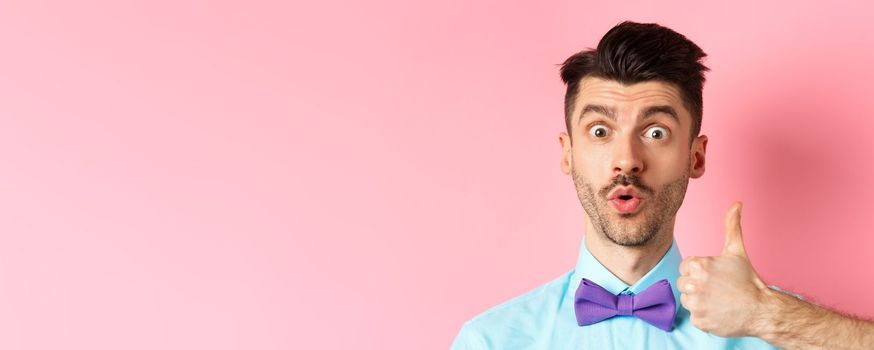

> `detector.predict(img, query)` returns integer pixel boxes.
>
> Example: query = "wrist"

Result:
[748,285,782,340]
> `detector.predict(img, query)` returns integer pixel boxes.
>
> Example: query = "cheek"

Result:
[573,148,613,184]
[573,148,606,170]
[647,150,690,179]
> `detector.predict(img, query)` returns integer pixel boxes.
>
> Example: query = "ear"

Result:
[690,134,707,179]
[559,131,573,175]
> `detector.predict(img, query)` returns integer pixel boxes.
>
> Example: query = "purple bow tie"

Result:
[574,278,676,332]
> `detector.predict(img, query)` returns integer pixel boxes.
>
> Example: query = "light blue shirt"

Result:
[450,237,787,349]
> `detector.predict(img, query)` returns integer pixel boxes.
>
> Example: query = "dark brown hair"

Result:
[560,21,710,145]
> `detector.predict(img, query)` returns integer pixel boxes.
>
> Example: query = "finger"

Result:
[680,292,693,311]
[721,201,748,257]
[677,276,694,294]
[680,257,705,276]
[679,257,694,276]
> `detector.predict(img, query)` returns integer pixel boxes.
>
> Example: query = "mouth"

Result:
[607,186,645,214]
[609,196,643,214]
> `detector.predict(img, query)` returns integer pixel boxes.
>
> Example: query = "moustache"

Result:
[599,174,653,198]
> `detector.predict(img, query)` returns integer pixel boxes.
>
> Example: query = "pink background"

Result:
[1,0,873,349]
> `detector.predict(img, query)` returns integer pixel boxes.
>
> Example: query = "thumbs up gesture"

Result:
[677,202,770,337]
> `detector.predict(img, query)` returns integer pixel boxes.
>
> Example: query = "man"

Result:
[450,21,874,349]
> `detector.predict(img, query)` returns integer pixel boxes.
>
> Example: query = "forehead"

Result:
[572,76,688,123]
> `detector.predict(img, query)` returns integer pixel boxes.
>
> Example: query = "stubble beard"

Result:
[572,163,691,247]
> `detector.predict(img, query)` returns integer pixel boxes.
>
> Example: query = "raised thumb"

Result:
[722,201,748,257]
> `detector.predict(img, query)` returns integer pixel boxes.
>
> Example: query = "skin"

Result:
[560,77,874,349]
[558,76,707,286]
[678,203,874,349]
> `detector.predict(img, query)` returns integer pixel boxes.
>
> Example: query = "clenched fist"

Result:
[677,202,770,337]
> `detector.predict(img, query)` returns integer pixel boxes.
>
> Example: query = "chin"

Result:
[607,228,657,247]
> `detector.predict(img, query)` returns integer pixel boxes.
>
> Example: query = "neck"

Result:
[583,218,675,286]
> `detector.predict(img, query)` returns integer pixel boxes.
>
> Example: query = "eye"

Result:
[645,125,669,140]
[588,124,610,138]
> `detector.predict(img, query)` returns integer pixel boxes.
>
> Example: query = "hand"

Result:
[677,202,770,337]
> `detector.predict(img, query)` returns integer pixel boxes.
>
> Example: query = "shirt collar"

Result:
[569,236,682,312]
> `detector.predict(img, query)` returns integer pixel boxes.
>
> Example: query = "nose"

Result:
[612,133,645,177]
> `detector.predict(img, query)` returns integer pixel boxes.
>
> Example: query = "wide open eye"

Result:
[645,126,669,140]
[588,124,609,138]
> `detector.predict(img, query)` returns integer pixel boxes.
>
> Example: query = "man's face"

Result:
[559,76,707,247]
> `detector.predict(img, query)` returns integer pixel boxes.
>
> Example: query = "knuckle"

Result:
[690,314,710,331]
[679,259,691,275]
[683,294,698,310]
[690,314,702,328]
[678,277,697,294]
[680,293,689,307]
[676,277,687,291]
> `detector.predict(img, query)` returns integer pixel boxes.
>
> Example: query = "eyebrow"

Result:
[578,104,680,125]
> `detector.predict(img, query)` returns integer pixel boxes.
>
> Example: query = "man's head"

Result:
[557,21,710,247]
